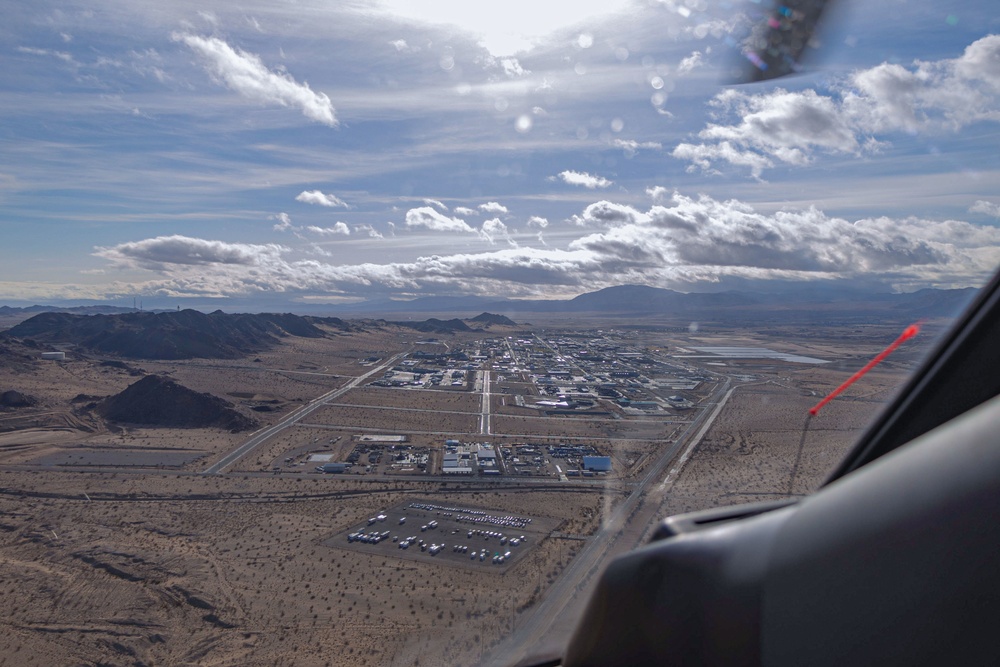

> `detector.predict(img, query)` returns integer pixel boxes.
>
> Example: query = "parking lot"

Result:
[324,499,557,572]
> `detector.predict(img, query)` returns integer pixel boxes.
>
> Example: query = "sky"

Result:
[2,0,1000,309]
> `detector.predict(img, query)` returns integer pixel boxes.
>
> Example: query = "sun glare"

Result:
[375,0,634,54]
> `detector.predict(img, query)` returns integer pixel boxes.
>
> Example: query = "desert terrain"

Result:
[0,313,942,666]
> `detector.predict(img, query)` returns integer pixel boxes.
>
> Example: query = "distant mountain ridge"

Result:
[329,284,979,321]
[3,309,339,360]
[0,285,980,346]
[0,304,142,316]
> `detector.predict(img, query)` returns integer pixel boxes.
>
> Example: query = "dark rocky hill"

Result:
[3,310,330,360]
[1,390,37,408]
[469,312,517,326]
[395,318,473,334]
[0,339,41,373]
[97,375,257,431]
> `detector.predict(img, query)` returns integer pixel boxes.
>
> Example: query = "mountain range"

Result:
[327,284,979,321]
[2,309,342,360]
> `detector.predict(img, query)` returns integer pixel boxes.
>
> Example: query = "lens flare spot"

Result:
[515,114,533,133]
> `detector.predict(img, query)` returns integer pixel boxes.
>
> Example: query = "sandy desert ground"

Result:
[0,318,939,665]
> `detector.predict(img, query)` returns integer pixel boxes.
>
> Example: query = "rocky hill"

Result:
[469,312,517,326]
[394,318,473,334]
[1,390,37,408]
[97,375,257,431]
[3,309,333,360]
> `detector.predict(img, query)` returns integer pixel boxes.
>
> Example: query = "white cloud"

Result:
[672,141,774,179]
[557,170,613,189]
[96,235,287,268]
[613,138,662,157]
[296,190,348,207]
[307,222,350,235]
[527,216,549,228]
[970,200,1000,218]
[683,17,740,40]
[479,201,509,215]
[245,15,264,33]
[423,198,448,211]
[677,51,704,75]
[571,201,647,227]
[404,206,476,233]
[955,34,1000,91]
[172,33,338,127]
[389,39,410,52]
[17,46,80,67]
[646,186,671,202]
[479,218,515,245]
[453,206,477,216]
[701,88,861,163]
[272,212,294,232]
[675,35,1000,177]
[356,224,384,238]
[92,194,1000,299]
[500,57,528,77]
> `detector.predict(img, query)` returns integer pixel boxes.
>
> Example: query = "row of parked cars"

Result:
[347,530,390,544]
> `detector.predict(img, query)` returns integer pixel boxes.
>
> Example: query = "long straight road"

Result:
[480,370,491,435]
[202,353,406,474]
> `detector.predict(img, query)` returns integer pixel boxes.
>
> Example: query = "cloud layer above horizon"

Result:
[92,192,1000,300]
[3,0,999,305]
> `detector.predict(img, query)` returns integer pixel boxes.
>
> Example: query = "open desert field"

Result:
[339,387,483,413]
[653,363,915,522]
[0,472,607,667]
[0,315,942,666]
[307,404,481,436]
[491,414,676,441]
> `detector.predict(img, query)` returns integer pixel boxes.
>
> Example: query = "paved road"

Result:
[483,377,733,667]
[294,422,672,442]
[481,370,492,435]
[202,353,406,474]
